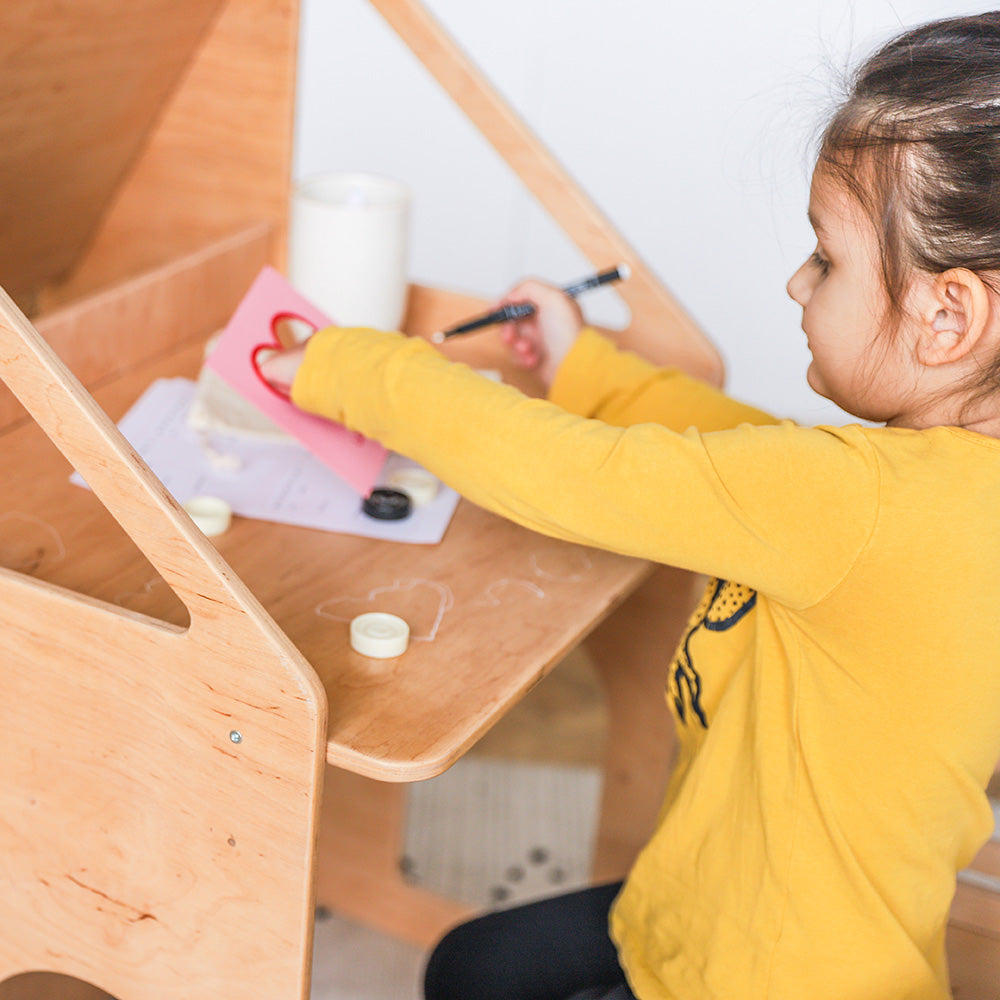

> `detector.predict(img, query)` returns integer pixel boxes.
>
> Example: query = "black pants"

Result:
[423,882,637,1000]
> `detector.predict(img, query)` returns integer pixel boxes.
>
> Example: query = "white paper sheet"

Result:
[75,378,459,544]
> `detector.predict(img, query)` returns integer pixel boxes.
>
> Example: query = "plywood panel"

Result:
[0,0,225,309]
[46,0,299,305]
[0,225,272,433]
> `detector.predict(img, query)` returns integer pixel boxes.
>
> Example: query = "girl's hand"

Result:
[499,279,585,390]
[256,342,307,398]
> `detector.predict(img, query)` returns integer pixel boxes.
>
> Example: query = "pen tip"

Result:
[430,330,445,344]
[617,262,632,281]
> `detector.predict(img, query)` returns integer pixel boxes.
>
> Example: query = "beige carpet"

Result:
[310,756,602,1000]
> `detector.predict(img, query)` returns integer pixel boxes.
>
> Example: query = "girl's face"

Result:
[787,171,919,423]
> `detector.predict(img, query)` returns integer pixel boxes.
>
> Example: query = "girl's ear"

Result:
[916,268,992,365]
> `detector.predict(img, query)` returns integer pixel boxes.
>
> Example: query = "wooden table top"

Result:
[0,333,651,780]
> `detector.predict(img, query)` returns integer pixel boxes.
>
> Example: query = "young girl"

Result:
[265,12,1000,999]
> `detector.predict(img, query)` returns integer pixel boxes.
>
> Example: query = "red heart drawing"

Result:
[250,311,318,401]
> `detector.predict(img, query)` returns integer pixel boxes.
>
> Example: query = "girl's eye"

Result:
[809,250,831,277]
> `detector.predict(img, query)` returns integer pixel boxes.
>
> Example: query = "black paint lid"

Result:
[362,487,412,521]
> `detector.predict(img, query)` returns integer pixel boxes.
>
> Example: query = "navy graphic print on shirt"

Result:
[670,578,756,728]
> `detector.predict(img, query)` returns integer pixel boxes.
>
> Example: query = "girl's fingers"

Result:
[497,312,544,369]
[514,338,539,366]
[258,345,306,391]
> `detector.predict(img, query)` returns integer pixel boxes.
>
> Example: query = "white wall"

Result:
[294,0,985,424]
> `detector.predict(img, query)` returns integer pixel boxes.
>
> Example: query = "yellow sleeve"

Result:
[550,327,780,431]
[292,327,878,608]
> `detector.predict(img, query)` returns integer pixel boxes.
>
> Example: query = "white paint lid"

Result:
[385,466,439,507]
[183,496,232,537]
[350,612,410,658]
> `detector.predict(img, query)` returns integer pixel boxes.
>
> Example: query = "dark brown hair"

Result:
[817,12,1000,398]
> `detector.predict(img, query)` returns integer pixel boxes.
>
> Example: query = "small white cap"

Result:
[183,496,233,537]
[385,466,439,507]
[350,612,410,658]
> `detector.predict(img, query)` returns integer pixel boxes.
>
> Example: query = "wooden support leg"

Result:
[314,765,474,949]
[946,923,1000,1000]
[585,566,701,882]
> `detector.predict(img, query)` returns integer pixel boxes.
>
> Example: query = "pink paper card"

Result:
[206,266,387,495]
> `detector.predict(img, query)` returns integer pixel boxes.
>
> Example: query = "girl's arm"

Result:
[550,327,779,433]
[497,280,777,433]
[292,327,877,609]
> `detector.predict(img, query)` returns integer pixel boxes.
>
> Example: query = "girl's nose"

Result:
[786,260,812,306]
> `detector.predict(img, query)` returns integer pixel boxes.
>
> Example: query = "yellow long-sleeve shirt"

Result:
[293,326,1000,1000]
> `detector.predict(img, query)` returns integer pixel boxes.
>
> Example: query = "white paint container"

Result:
[183,496,233,537]
[289,172,410,331]
[350,612,410,658]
